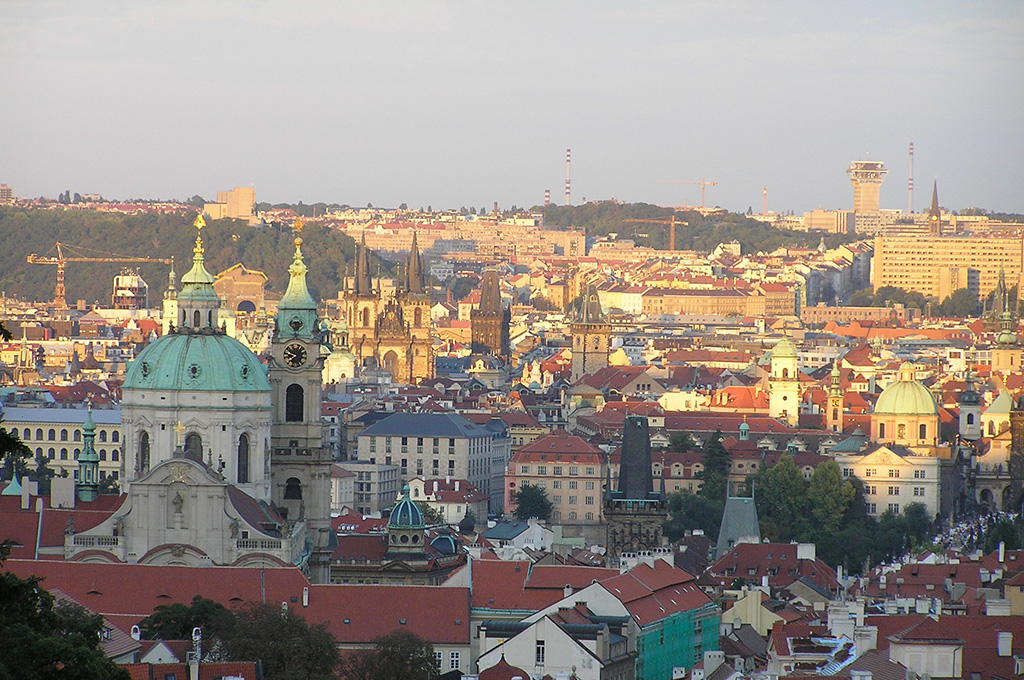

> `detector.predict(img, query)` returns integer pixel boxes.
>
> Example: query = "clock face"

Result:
[284,343,307,368]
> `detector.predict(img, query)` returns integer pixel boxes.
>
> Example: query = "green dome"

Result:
[124,332,271,392]
[874,362,937,416]
[388,485,424,529]
[773,337,797,358]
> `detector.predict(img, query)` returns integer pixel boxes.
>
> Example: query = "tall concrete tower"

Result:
[847,159,887,213]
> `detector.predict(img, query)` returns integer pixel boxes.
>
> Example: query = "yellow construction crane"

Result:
[27,242,174,309]
[655,178,719,212]
[623,216,688,252]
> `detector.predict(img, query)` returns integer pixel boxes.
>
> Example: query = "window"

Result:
[585,466,595,475]
[568,480,578,490]
[537,466,547,475]
[552,480,561,489]
[433,652,442,669]
[914,469,926,479]
[878,423,885,439]
[98,430,106,442]
[553,466,562,475]
[868,503,877,514]
[889,469,899,478]
[867,485,877,495]
[568,511,577,520]
[112,450,119,461]
[185,433,202,459]
[23,428,30,440]
[61,429,68,442]
[284,477,303,500]
[888,503,900,513]
[585,496,594,505]
[112,431,119,442]
[568,496,577,505]
[536,640,546,665]
[843,468,851,477]
[585,481,595,490]
[35,429,43,440]
[73,430,81,442]
[585,512,594,520]
[139,431,151,473]
[238,433,250,484]
[865,468,875,477]
[569,466,578,475]
[913,487,925,496]
[449,652,460,670]
[48,429,55,441]
[888,486,899,496]
[919,423,927,439]
[553,495,562,504]
[521,465,529,474]
[285,384,304,422]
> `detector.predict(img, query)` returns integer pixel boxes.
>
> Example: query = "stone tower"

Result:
[928,181,942,235]
[826,362,844,434]
[768,338,800,426]
[570,282,611,382]
[1008,395,1024,512]
[959,357,982,441]
[269,226,333,583]
[471,269,510,357]
[604,416,666,563]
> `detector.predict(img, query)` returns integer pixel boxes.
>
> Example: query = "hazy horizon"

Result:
[2,1,1022,214]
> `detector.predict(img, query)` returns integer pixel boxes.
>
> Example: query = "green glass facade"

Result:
[634,602,720,680]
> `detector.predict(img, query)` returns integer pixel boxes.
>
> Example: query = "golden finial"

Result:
[173,420,185,446]
[193,213,206,231]
[293,219,305,247]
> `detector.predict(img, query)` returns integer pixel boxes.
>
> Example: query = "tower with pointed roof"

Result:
[76,411,100,503]
[827,361,844,433]
[959,354,982,441]
[604,416,666,563]
[570,281,611,382]
[268,221,334,582]
[927,180,942,235]
[471,268,510,357]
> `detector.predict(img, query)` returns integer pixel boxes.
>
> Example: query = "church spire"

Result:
[76,410,100,503]
[405,230,425,294]
[277,220,319,339]
[577,280,606,324]
[177,214,221,331]
[928,180,941,234]
[354,231,373,295]
[180,214,215,287]
[479,269,502,313]
[164,256,177,300]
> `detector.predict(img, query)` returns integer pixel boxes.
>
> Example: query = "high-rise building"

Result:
[204,187,255,222]
[847,159,887,213]
[0,183,13,204]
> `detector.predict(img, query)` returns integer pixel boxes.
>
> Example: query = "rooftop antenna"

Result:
[908,142,914,214]
[565,148,571,206]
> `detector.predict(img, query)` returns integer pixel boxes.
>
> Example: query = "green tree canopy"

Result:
[139,595,229,641]
[513,482,553,521]
[215,602,338,680]
[0,541,130,679]
[807,460,855,537]
[669,431,695,453]
[339,630,439,680]
[753,455,809,542]
[414,501,445,526]
[663,490,723,541]
[697,429,729,503]
[937,288,979,318]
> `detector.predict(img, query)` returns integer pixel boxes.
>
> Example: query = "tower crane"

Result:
[27,242,174,309]
[623,215,688,252]
[654,178,719,213]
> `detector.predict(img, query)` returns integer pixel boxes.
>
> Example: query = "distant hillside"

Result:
[534,202,861,253]
[0,208,390,306]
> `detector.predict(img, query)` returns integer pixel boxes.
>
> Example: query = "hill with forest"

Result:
[534,202,862,253]
[0,208,390,306]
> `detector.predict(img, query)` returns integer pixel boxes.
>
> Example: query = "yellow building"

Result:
[872,234,1024,300]
[204,187,256,223]
[871,362,940,452]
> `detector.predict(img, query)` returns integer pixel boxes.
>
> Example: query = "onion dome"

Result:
[773,337,797,358]
[874,362,938,416]
[388,484,424,529]
[480,656,530,680]
[430,528,459,555]
[458,513,476,535]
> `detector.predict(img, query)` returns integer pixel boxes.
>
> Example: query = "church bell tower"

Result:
[269,221,333,582]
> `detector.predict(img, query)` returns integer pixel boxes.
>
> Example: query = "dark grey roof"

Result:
[829,428,869,453]
[483,520,531,541]
[360,412,492,439]
[0,406,121,426]
[716,496,760,559]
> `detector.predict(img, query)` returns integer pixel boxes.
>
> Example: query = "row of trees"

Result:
[847,283,1013,318]
[661,431,944,572]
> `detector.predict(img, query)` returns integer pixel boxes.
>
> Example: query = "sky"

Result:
[2,1,1023,214]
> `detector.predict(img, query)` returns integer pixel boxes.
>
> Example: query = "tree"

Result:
[902,502,933,547]
[414,501,445,526]
[985,519,1022,552]
[98,475,120,495]
[669,431,695,453]
[216,602,338,680]
[753,455,809,542]
[513,482,553,521]
[697,429,729,503]
[937,288,978,318]
[0,540,130,679]
[139,595,229,641]
[339,630,439,680]
[807,460,855,537]
[663,490,723,541]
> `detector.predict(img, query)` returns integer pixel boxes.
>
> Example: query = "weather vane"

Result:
[193,214,206,231]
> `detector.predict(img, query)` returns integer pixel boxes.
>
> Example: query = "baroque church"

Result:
[341,231,434,383]
[67,217,335,583]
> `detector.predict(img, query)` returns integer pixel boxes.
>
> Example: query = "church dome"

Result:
[773,337,797,358]
[430,528,459,555]
[458,513,476,535]
[388,485,424,529]
[874,362,937,416]
[124,332,271,393]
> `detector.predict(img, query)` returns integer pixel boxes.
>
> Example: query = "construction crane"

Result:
[27,242,174,309]
[623,215,688,252]
[655,178,719,212]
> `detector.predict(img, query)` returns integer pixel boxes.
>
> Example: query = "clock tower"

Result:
[269,224,333,582]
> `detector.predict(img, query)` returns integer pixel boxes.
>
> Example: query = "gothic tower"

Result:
[826,361,844,433]
[570,282,611,382]
[960,354,982,441]
[928,181,942,235]
[346,231,378,367]
[604,416,666,564]
[471,269,510,357]
[269,225,333,582]
[1008,395,1024,512]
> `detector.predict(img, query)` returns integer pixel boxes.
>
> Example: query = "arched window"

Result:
[919,423,927,440]
[48,429,55,441]
[99,430,107,442]
[99,449,106,461]
[194,310,201,327]
[112,431,119,443]
[139,431,150,473]
[361,307,370,328]
[237,433,250,484]
[73,430,81,442]
[782,368,789,379]
[51,448,58,459]
[185,432,203,459]
[208,311,213,327]
[879,423,886,439]
[36,429,43,440]
[180,310,186,326]
[60,429,68,442]
[989,421,995,435]
[285,384,304,422]
[967,413,975,425]
[63,448,70,460]
[832,409,838,420]
[23,428,30,440]
[414,307,422,326]
[112,449,119,461]
[284,477,303,500]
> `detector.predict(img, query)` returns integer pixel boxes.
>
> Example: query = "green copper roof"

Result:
[874,362,937,417]
[278,237,317,311]
[773,337,798,358]
[388,484,424,529]
[124,332,271,392]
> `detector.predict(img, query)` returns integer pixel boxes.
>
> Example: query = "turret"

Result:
[76,411,100,503]
[405,231,426,294]
[177,214,221,331]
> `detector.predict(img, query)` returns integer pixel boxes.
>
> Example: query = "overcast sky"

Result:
[2,1,1022,214]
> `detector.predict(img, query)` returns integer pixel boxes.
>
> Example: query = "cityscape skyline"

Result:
[2,1,1023,213]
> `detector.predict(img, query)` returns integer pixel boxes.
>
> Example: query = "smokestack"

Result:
[565,148,571,206]
[908,142,914,214]
[544,189,550,206]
